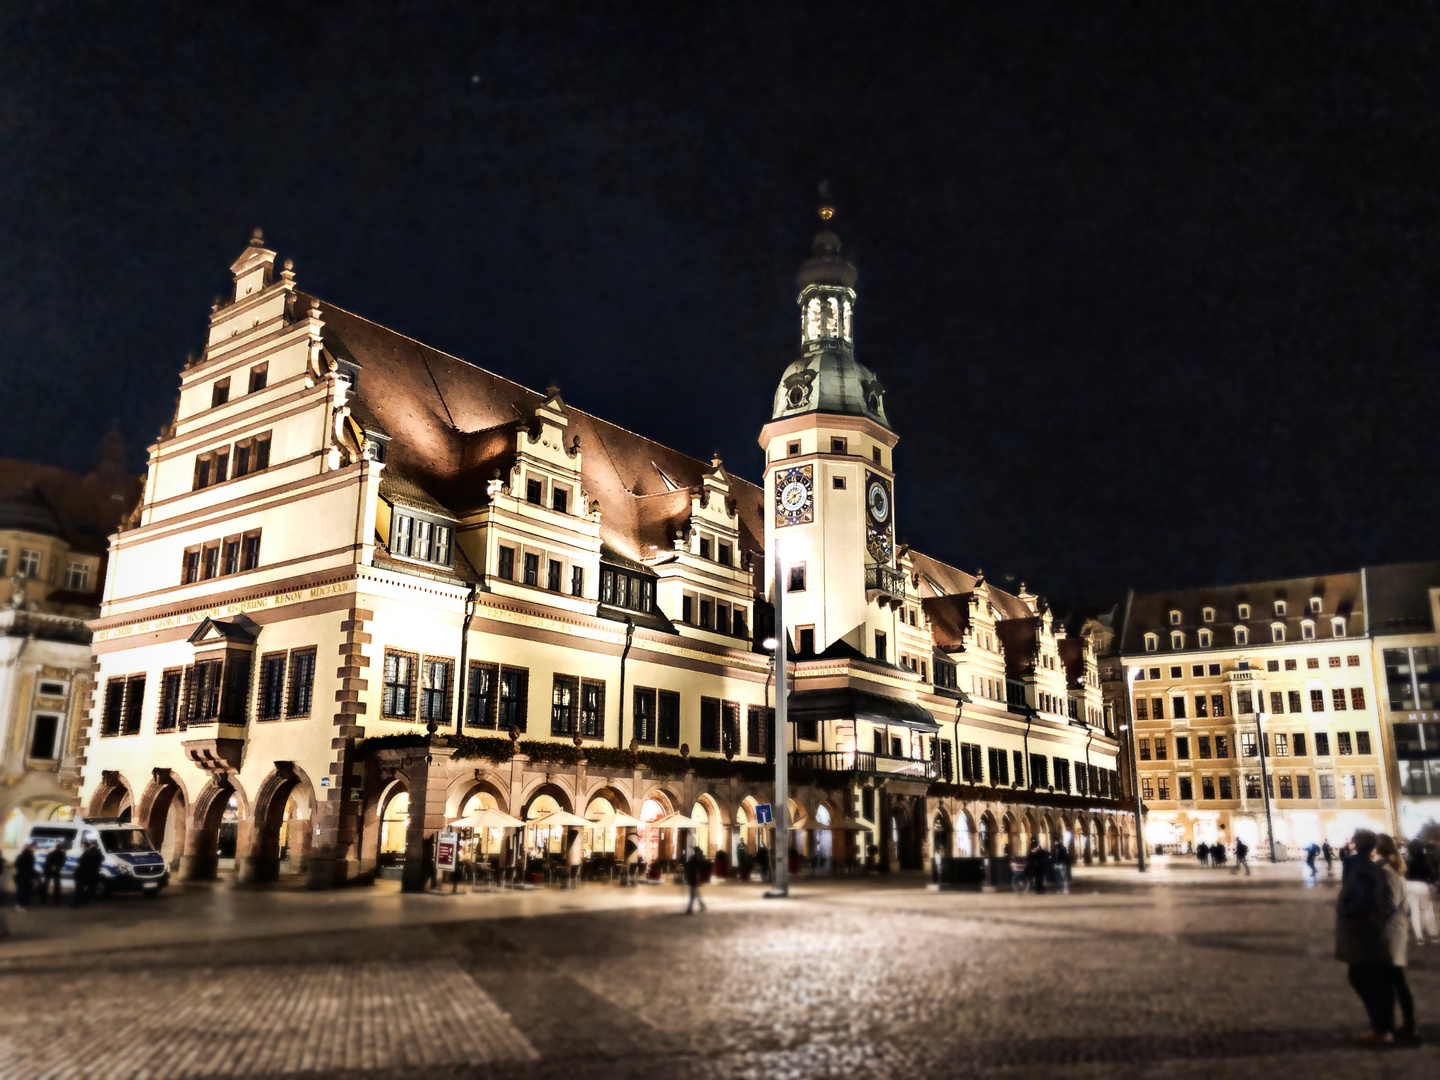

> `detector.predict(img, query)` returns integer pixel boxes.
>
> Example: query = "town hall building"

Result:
[72,208,1132,889]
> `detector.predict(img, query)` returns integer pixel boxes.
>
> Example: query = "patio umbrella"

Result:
[588,810,645,828]
[450,808,525,830]
[528,810,594,828]
[651,812,701,830]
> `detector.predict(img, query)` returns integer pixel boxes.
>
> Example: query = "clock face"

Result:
[773,465,814,527]
[867,481,890,522]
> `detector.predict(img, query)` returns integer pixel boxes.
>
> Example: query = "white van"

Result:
[24,817,170,897]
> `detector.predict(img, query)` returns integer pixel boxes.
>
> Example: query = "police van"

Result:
[24,817,170,897]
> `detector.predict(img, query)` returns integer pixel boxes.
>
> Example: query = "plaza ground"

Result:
[1,859,1437,1079]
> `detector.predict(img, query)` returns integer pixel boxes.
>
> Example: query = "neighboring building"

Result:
[1119,574,1393,855]
[0,448,137,854]
[75,215,1131,890]
[1362,562,1440,839]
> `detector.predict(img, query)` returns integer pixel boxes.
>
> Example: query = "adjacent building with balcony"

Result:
[73,211,1131,890]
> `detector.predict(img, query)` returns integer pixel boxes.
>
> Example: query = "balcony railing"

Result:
[790,750,937,780]
[865,564,907,600]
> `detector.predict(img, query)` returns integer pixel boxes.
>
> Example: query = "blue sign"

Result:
[755,803,773,825]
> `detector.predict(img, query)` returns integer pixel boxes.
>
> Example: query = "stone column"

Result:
[400,747,455,892]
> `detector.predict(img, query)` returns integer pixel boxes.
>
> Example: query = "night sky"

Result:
[3,3,1438,609]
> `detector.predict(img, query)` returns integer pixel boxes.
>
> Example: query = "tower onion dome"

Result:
[770,204,891,431]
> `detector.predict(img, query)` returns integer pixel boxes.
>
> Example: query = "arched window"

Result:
[1198,629,1212,648]
[825,296,839,337]
[842,300,853,340]
[1144,633,1158,653]
[1235,627,1249,645]
[804,298,822,341]
[1170,631,1184,649]
[1271,623,1286,643]
[380,791,409,855]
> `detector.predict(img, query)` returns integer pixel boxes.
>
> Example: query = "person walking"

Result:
[1323,840,1336,878]
[1335,830,1407,1046]
[1306,843,1320,881]
[1233,837,1251,876]
[1404,838,1438,944]
[1025,839,1049,895]
[755,844,770,883]
[13,843,37,908]
[684,846,707,914]
[1376,835,1417,1042]
[41,843,67,905]
[1196,842,1209,868]
[1051,838,1071,893]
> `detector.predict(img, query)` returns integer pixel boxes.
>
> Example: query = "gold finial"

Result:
[250,227,265,246]
[819,205,834,221]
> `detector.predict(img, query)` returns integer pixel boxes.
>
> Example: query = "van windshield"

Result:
[99,829,154,854]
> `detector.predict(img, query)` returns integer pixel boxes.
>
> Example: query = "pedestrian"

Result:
[13,843,37,908]
[1025,838,1049,895]
[41,842,67,905]
[1404,838,1438,944]
[1376,835,1417,1042]
[1051,837,1070,893]
[755,843,770,883]
[1306,843,1320,881]
[1335,830,1408,1046]
[73,840,103,906]
[0,849,8,906]
[1233,837,1251,876]
[1323,840,1336,878]
[1196,842,1209,868]
[684,846,707,914]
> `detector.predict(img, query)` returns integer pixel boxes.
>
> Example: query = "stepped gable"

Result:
[308,295,764,567]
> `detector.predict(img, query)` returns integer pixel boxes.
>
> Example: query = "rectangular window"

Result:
[722,700,741,756]
[1315,732,1330,756]
[212,378,230,408]
[1288,690,1302,714]
[1154,737,1167,761]
[1176,737,1190,760]
[1310,689,1325,712]
[682,595,693,623]
[580,680,605,739]
[465,662,497,728]
[1198,735,1211,759]
[432,526,451,566]
[158,670,182,733]
[1342,775,1357,800]
[1361,774,1376,799]
[733,608,748,638]
[233,443,251,478]
[1141,778,1154,800]
[526,478,543,505]
[1273,732,1289,756]
[1013,749,1024,785]
[788,563,806,591]
[1279,775,1293,799]
[1201,776,1215,800]
[183,549,201,584]
[1216,734,1228,758]
[657,690,681,748]
[746,705,773,758]
[1178,776,1193,801]
[122,675,145,735]
[1337,731,1353,755]
[798,627,815,656]
[1356,731,1371,755]
[413,520,432,561]
[1293,732,1307,756]
[633,687,657,744]
[988,747,1010,785]
[1139,737,1151,761]
[1194,695,1207,718]
[699,598,712,629]
[187,659,224,723]
[523,552,539,586]
[393,515,413,557]
[1212,694,1225,717]
[1244,774,1261,799]
[718,542,732,565]
[1351,687,1365,710]
[1157,777,1170,800]
[203,544,221,579]
[1237,689,1252,714]
[1319,774,1336,799]
[571,566,585,597]
[223,539,241,576]
[700,697,721,752]
[287,649,317,717]
[241,532,261,571]
[254,435,270,471]
[552,487,568,514]
[830,437,848,454]
[1241,732,1257,758]
[1135,698,1148,721]
[27,714,58,759]
[64,561,90,591]
[382,651,415,718]
[497,546,515,580]
[551,674,578,736]
[1297,775,1312,798]
[874,631,887,663]
[1218,776,1233,800]
[1332,688,1347,711]
[548,559,562,592]
[258,653,287,720]
[1151,697,1164,720]
[1054,757,1071,793]
[699,537,712,560]
[1268,690,1282,714]
[498,667,529,732]
[248,363,268,393]
[1030,754,1049,789]
[1172,696,1186,720]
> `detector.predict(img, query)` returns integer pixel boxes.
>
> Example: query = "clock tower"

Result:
[759,203,902,661]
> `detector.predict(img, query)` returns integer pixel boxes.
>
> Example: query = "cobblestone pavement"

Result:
[0,865,1436,1079]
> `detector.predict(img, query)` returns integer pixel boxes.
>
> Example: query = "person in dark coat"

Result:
[1306,843,1320,880]
[73,840,103,906]
[1322,840,1336,877]
[41,843,67,905]
[13,843,37,908]
[1195,842,1209,868]
[1025,839,1049,895]
[684,846,707,914]
[1335,830,1408,1046]
[1233,837,1251,876]
[755,844,770,883]
[1051,839,1071,892]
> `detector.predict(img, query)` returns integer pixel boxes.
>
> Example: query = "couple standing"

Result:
[1336,830,1415,1046]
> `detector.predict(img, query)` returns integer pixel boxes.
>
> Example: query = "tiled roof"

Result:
[0,459,139,557]
[1057,637,1087,689]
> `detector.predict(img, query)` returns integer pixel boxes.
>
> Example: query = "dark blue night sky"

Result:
[3,3,1437,606]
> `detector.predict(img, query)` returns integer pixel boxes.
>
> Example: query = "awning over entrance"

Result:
[787,687,939,733]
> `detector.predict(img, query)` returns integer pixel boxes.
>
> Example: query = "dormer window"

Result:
[1271,623,1286,642]
[1169,610,1182,626]
[1202,607,1215,623]
[391,512,451,567]
[1144,633,1158,653]
[1170,631,1184,649]
[1301,620,1316,640]
[1332,617,1346,638]
[1309,596,1322,614]
[1274,600,1287,617]
[1198,629,1212,648]
[1237,604,1251,620]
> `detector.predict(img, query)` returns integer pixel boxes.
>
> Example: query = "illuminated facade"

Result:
[73,215,1131,889]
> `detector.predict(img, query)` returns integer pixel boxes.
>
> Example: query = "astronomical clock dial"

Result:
[773,464,814,528]
[865,470,893,563]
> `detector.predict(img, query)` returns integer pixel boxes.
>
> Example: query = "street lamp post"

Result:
[1254,708,1278,862]
[1124,666,1147,872]
[767,544,789,899]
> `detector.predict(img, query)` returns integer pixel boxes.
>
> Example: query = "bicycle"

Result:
[1010,857,1030,894]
